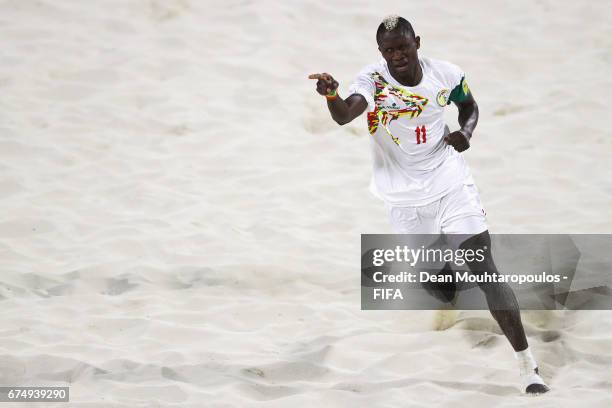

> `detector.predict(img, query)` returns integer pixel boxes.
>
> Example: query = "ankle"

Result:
[515,347,538,376]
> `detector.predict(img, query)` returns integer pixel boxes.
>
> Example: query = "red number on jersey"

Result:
[415,126,426,144]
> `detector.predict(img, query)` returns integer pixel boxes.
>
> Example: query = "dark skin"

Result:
[308,29,478,152]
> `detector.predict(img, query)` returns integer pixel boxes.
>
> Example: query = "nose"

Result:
[392,49,404,60]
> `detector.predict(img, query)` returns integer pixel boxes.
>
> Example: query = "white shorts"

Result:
[385,183,488,236]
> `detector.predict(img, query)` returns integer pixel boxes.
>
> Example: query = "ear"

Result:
[415,36,421,50]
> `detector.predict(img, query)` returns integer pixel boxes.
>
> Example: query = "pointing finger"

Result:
[309,73,333,82]
[309,73,332,81]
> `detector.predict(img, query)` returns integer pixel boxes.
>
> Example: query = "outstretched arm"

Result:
[309,73,368,125]
[445,92,479,152]
[326,93,369,126]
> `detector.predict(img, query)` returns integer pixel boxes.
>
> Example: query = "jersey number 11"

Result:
[415,126,427,144]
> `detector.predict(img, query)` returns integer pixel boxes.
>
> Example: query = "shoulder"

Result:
[422,57,463,76]
[349,60,385,110]
[422,57,464,86]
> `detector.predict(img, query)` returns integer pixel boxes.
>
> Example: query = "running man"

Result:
[309,15,550,395]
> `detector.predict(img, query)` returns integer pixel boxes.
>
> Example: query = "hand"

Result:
[308,73,339,96]
[444,130,471,152]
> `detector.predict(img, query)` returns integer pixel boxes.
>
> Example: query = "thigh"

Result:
[385,203,438,234]
[439,183,488,237]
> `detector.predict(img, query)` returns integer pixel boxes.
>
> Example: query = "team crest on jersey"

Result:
[436,89,450,106]
[366,72,428,146]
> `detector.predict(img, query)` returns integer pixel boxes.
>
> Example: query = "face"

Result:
[378,30,420,74]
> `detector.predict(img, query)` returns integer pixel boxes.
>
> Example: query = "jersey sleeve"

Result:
[445,62,471,105]
[448,76,471,104]
[347,67,376,111]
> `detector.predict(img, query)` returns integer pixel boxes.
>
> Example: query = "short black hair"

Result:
[376,16,415,44]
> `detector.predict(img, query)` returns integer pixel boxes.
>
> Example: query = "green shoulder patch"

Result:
[448,77,470,104]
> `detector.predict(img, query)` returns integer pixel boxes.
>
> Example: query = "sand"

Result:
[1,0,611,406]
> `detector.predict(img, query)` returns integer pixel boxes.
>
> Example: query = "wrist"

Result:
[325,89,338,101]
[460,128,472,139]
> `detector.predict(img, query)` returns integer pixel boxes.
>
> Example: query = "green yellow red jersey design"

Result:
[367,72,429,144]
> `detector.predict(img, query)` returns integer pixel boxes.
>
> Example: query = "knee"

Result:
[459,231,498,275]
[459,230,490,252]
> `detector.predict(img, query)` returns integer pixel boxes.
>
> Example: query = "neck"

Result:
[390,61,423,87]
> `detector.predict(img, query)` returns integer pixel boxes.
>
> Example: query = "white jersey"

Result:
[348,56,474,206]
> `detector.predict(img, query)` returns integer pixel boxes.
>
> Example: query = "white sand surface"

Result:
[1,0,611,406]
